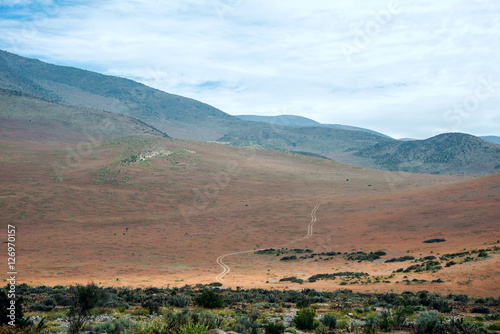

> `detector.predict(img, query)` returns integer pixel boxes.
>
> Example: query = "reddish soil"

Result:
[0,138,498,296]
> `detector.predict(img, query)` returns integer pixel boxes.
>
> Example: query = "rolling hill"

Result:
[235,114,391,138]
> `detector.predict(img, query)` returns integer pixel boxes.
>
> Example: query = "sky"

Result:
[0,0,499,139]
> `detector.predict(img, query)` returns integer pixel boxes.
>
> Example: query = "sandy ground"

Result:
[0,138,498,296]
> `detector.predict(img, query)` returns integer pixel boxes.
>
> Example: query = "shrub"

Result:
[163,308,222,333]
[296,298,312,309]
[487,321,500,331]
[429,296,452,313]
[320,313,337,329]
[92,320,116,333]
[179,323,208,334]
[391,306,409,328]
[485,313,500,321]
[364,316,378,334]
[168,294,191,307]
[67,284,108,334]
[471,306,490,314]
[423,238,446,243]
[28,303,54,312]
[314,323,328,334]
[142,295,163,314]
[53,293,73,306]
[378,310,392,332]
[416,311,443,334]
[294,307,318,330]
[195,290,223,309]
[233,315,260,334]
[264,320,286,334]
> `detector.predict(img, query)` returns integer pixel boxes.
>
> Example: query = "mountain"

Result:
[480,135,500,145]
[236,114,391,138]
[355,133,500,175]
[0,89,166,143]
[1,49,499,175]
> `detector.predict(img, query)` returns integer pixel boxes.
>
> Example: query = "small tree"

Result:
[294,307,318,330]
[67,284,107,334]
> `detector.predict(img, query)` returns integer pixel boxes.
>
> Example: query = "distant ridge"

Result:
[236,114,391,138]
[480,135,500,145]
[355,133,500,175]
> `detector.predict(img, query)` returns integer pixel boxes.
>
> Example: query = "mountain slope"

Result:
[0,49,242,141]
[0,89,166,143]
[355,133,500,175]
[236,114,391,138]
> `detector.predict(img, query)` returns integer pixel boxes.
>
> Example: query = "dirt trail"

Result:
[215,204,321,282]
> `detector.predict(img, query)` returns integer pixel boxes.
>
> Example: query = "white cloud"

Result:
[0,0,499,138]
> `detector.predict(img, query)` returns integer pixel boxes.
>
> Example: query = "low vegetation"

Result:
[2,283,499,334]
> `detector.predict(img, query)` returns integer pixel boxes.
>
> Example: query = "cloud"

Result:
[0,0,499,138]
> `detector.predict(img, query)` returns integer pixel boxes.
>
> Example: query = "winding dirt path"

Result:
[215,203,321,282]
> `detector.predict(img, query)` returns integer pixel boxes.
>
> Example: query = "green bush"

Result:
[296,298,312,309]
[142,295,163,314]
[92,320,116,333]
[487,321,500,331]
[378,310,392,332]
[320,313,337,329]
[416,311,443,334]
[471,306,490,314]
[294,307,318,330]
[168,294,191,307]
[264,320,286,334]
[391,306,409,328]
[67,284,108,334]
[163,308,222,333]
[179,323,208,334]
[363,316,378,334]
[195,290,223,309]
[28,303,53,312]
[233,315,260,334]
